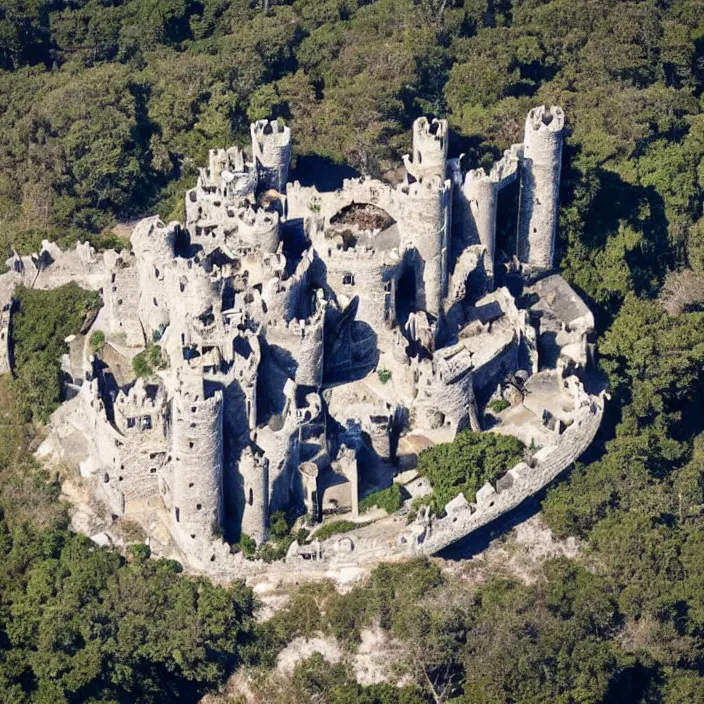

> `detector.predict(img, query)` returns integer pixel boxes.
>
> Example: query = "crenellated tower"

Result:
[251,119,291,193]
[403,117,449,182]
[517,105,565,271]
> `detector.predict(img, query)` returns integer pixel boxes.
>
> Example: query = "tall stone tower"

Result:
[401,178,452,318]
[237,445,269,545]
[517,105,565,271]
[250,119,291,193]
[170,372,224,546]
[463,168,498,277]
[403,117,448,182]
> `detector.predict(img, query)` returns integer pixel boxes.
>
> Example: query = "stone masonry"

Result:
[0,106,603,576]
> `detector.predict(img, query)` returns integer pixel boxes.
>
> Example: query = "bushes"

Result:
[487,398,510,413]
[89,329,105,352]
[11,283,102,421]
[378,368,392,384]
[416,431,524,512]
[132,344,167,378]
[0,378,257,703]
[359,483,405,514]
[311,520,357,542]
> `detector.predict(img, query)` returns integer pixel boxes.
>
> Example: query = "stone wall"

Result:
[412,386,604,555]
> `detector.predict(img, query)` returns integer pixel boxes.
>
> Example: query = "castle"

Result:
[1,107,602,571]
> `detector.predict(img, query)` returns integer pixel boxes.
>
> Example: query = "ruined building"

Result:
[1,106,596,569]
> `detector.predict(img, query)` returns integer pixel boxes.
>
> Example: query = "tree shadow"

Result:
[290,155,361,192]
[558,144,673,298]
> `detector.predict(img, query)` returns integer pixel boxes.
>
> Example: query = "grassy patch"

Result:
[132,344,167,378]
[377,368,392,384]
[359,483,405,514]
[310,520,358,542]
[488,398,510,413]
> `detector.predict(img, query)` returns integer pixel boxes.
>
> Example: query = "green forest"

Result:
[1,0,704,701]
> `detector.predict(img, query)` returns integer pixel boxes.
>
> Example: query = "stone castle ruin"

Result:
[1,106,605,575]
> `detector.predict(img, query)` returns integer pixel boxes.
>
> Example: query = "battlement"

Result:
[525,105,565,136]
[251,118,290,145]
[403,116,449,182]
[399,175,451,199]
[321,241,401,268]
[26,105,603,576]
[267,292,326,338]
[250,119,291,193]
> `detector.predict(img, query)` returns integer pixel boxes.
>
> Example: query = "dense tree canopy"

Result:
[416,430,524,511]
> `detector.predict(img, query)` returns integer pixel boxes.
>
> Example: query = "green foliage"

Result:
[377,368,392,384]
[359,483,404,514]
[0,521,255,702]
[290,652,427,703]
[132,344,167,378]
[236,532,257,558]
[88,329,105,352]
[487,398,510,413]
[11,284,102,422]
[417,431,524,512]
[1,0,704,698]
[310,520,358,542]
[269,510,290,539]
[0,376,66,530]
[0,378,256,703]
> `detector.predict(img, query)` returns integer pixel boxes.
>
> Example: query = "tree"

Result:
[416,431,524,512]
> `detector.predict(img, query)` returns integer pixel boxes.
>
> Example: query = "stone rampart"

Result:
[412,390,603,555]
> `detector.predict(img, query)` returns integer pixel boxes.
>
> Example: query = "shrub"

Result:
[257,538,293,563]
[269,510,289,539]
[359,483,405,514]
[417,431,524,512]
[488,398,510,413]
[89,329,105,352]
[128,543,151,562]
[378,368,392,384]
[132,344,167,378]
[310,520,358,542]
[11,283,102,421]
[237,533,257,558]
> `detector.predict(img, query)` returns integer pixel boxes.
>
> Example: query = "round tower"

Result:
[409,117,448,182]
[250,119,292,193]
[463,169,498,276]
[237,445,269,545]
[234,205,280,253]
[170,373,224,545]
[517,106,565,271]
[400,178,452,318]
[266,295,326,388]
